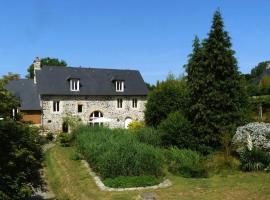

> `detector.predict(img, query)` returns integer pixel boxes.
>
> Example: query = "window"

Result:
[115,81,124,92]
[53,101,60,112]
[117,98,123,108]
[132,98,138,108]
[89,111,103,126]
[70,79,80,91]
[78,104,83,113]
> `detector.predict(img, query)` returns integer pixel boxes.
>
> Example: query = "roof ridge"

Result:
[42,65,139,72]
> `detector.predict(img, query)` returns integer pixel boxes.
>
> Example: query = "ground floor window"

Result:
[89,111,104,126]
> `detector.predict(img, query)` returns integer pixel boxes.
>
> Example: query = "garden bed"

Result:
[74,126,165,188]
[82,160,172,191]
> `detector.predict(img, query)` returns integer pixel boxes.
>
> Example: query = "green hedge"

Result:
[75,126,164,179]
[103,176,161,188]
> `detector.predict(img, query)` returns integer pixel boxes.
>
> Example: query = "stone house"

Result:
[6,58,148,132]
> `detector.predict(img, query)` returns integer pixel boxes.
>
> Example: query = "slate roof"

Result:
[36,66,148,96]
[5,79,41,111]
[5,66,148,110]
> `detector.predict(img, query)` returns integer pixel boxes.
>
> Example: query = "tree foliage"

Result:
[0,76,19,119]
[144,76,188,127]
[26,57,67,79]
[186,10,249,147]
[0,120,43,199]
[158,112,196,149]
[250,61,270,79]
[0,75,43,199]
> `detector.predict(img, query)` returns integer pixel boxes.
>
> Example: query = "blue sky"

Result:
[0,0,269,84]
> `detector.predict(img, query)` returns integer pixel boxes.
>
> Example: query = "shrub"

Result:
[128,121,145,131]
[239,147,270,171]
[135,127,161,147]
[145,77,188,127]
[75,126,164,179]
[58,133,71,147]
[165,147,208,178]
[46,132,54,141]
[158,112,197,149]
[103,176,161,188]
[205,152,240,175]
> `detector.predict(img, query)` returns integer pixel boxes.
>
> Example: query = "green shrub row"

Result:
[103,175,161,188]
[75,126,164,179]
[165,147,208,178]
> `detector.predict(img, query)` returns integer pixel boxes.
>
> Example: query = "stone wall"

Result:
[41,95,147,132]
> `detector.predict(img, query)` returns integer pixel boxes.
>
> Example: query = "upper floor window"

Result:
[117,98,123,108]
[53,101,60,112]
[115,81,124,92]
[70,79,80,91]
[132,98,138,108]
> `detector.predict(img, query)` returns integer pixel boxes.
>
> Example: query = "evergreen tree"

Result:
[187,10,249,147]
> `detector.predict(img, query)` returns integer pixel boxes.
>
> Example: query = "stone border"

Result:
[82,160,172,191]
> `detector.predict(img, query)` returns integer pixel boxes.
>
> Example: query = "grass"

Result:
[44,144,270,200]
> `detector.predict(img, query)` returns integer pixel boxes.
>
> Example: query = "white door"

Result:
[124,118,132,129]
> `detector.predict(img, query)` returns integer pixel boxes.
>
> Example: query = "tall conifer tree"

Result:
[187,10,249,147]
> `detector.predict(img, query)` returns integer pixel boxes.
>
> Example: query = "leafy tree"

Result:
[145,82,156,91]
[145,76,188,127]
[1,72,20,84]
[0,78,19,119]
[0,75,43,199]
[26,57,67,79]
[260,75,270,89]
[186,10,249,147]
[0,120,43,199]
[250,61,270,80]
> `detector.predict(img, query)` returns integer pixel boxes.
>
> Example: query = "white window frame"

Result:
[117,98,123,108]
[52,101,60,113]
[132,98,138,108]
[70,79,80,91]
[115,81,124,92]
[89,111,104,126]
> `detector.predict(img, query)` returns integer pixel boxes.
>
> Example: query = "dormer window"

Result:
[115,81,124,92]
[70,79,80,91]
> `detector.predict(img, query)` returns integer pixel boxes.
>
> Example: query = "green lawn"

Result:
[44,145,270,200]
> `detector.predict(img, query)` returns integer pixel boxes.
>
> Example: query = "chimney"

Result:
[33,57,41,84]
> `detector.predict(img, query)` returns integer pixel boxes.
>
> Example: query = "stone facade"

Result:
[41,95,147,132]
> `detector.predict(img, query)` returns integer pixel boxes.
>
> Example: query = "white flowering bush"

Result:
[232,122,270,153]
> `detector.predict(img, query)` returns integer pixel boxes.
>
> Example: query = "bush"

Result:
[239,147,270,171]
[75,126,164,179]
[103,176,161,188]
[165,147,208,178]
[128,121,145,131]
[205,152,240,175]
[46,132,54,141]
[158,112,197,149]
[58,133,71,147]
[135,127,161,147]
[145,77,188,127]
